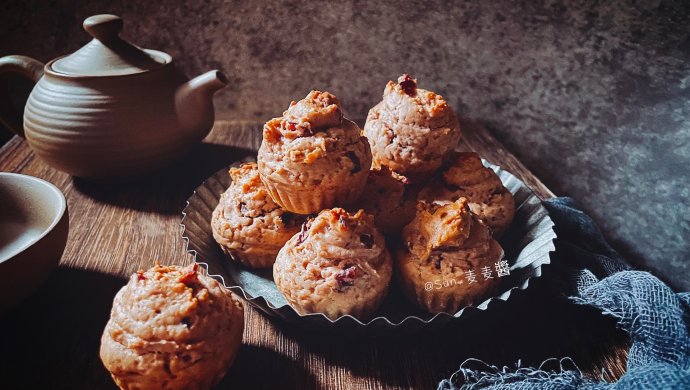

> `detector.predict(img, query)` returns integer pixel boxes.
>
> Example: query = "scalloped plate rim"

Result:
[180,161,557,328]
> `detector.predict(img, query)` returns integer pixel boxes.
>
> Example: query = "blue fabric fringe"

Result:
[438,197,690,389]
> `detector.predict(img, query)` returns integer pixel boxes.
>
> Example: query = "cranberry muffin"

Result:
[363,74,461,181]
[211,162,304,268]
[273,208,392,320]
[418,152,515,236]
[100,263,244,390]
[355,166,416,236]
[396,198,504,313]
[258,91,372,214]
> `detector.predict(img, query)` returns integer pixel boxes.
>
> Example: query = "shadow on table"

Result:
[0,266,319,390]
[0,267,126,390]
[271,273,630,389]
[72,142,254,215]
[0,265,630,389]
[216,345,321,390]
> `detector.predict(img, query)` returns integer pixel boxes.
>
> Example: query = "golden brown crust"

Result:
[99,263,244,390]
[396,199,504,313]
[418,152,515,236]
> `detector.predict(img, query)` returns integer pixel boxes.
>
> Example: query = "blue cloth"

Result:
[438,197,690,389]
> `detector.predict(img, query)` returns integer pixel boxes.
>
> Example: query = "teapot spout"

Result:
[175,70,227,140]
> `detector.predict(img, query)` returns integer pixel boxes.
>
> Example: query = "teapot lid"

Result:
[51,14,168,76]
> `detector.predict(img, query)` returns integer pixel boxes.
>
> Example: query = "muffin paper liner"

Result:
[263,184,338,215]
[261,169,369,214]
[181,158,556,336]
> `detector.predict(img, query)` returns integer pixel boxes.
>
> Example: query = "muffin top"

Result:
[418,152,515,235]
[107,263,242,351]
[359,167,408,212]
[402,198,495,272]
[214,162,302,249]
[283,208,388,293]
[259,90,370,185]
[442,153,504,200]
[364,75,461,178]
[364,166,409,191]
[377,74,457,129]
[268,90,343,139]
[357,167,415,235]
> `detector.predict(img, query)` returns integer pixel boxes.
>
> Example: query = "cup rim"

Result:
[0,173,67,264]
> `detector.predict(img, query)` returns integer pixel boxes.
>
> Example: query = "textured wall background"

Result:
[1,0,689,289]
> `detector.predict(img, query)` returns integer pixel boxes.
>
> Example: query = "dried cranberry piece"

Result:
[359,233,374,248]
[433,254,443,270]
[335,266,357,290]
[178,263,199,285]
[284,120,314,137]
[399,74,417,96]
[300,124,314,136]
[345,151,362,174]
[296,222,309,244]
[136,271,146,281]
[385,127,397,142]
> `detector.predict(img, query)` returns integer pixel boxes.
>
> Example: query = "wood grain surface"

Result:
[0,120,628,389]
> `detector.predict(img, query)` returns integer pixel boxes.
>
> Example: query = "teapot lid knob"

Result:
[83,14,123,42]
[50,14,167,76]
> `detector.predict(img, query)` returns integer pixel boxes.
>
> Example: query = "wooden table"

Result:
[0,120,629,389]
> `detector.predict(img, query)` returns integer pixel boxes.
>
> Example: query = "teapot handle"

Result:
[0,55,44,138]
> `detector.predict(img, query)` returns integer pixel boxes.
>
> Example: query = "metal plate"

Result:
[181,159,556,336]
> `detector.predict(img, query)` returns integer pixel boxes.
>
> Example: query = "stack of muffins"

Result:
[211,75,515,319]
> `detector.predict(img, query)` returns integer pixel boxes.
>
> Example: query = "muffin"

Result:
[100,263,244,390]
[396,198,504,313]
[258,90,372,214]
[273,208,392,320]
[355,166,416,236]
[211,162,304,268]
[418,152,515,236]
[363,74,461,180]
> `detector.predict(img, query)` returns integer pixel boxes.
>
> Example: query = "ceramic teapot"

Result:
[0,14,227,180]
